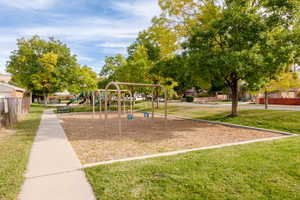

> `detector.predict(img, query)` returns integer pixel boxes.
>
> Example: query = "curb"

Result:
[165,114,296,136]
[82,135,295,169]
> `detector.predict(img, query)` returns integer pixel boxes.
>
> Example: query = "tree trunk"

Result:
[30,92,33,104]
[156,89,159,109]
[230,79,239,117]
[44,93,48,106]
[264,89,268,110]
[89,95,93,106]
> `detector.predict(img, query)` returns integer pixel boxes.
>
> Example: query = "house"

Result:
[54,90,71,96]
[0,73,12,83]
[0,82,25,98]
[184,88,198,97]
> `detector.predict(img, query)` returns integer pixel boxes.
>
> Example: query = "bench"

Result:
[56,106,73,113]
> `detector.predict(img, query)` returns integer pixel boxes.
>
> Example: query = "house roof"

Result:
[0,82,25,92]
[54,90,71,96]
[185,89,196,93]
[0,73,12,83]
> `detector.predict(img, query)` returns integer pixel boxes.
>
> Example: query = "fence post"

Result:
[0,97,31,128]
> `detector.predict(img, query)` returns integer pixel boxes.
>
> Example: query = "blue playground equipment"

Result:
[144,112,150,118]
[127,114,134,120]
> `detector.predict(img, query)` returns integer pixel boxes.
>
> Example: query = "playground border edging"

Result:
[164,114,296,136]
[82,135,295,168]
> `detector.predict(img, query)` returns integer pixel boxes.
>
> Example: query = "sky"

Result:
[0,0,161,73]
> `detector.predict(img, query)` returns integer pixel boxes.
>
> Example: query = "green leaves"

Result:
[6,36,96,96]
[266,72,300,92]
[68,65,97,93]
[99,0,299,111]
[157,0,299,115]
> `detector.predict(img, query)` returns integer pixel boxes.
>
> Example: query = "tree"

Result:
[120,44,152,84]
[100,54,127,78]
[68,65,98,94]
[128,24,181,101]
[292,11,300,71]
[98,54,127,88]
[158,0,204,39]
[6,36,94,105]
[181,0,298,116]
[150,55,211,95]
[262,72,300,108]
[268,72,300,93]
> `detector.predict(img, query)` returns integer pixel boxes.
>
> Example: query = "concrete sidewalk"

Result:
[19,110,96,200]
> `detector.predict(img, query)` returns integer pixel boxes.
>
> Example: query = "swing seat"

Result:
[127,114,134,120]
[144,112,150,118]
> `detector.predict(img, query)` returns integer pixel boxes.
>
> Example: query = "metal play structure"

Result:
[92,89,133,117]
[104,82,168,133]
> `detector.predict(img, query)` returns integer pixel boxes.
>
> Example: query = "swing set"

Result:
[92,82,168,134]
[91,89,133,118]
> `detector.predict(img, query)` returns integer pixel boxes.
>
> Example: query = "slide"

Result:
[79,99,86,104]
[67,98,77,105]
[66,92,85,105]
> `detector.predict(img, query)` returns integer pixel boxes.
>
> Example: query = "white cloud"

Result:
[77,17,113,26]
[0,35,18,72]
[0,0,161,72]
[97,42,130,55]
[98,42,131,48]
[18,18,141,41]
[0,17,138,71]
[99,48,127,55]
[0,0,58,10]
[0,58,8,73]
[77,55,95,62]
[113,0,161,20]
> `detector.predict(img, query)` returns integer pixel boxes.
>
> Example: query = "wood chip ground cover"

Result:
[59,112,280,164]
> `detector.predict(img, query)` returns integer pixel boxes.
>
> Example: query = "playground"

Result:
[59,112,280,164]
[56,82,285,164]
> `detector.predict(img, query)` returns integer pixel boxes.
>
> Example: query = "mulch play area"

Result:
[58,112,280,164]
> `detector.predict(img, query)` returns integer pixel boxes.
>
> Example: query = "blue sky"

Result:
[0,0,161,73]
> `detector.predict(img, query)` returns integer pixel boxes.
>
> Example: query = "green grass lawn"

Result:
[135,103,300,134]
[85,136,300,200]
[0,105,46,200]
[84,103,300,199]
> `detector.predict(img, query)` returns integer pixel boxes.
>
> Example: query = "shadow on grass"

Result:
[196,109,300,134]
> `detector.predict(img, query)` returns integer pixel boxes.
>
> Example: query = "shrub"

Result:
[186,96,194,102]
[198,92,209,97]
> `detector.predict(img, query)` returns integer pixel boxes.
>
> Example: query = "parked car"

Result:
[135,97,145,101]
[157,97,165,102]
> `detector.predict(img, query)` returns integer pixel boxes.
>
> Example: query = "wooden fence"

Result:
[258,98,300,105]
[0,97,31,128]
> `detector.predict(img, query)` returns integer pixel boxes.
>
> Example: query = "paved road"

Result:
[170,102,300,111]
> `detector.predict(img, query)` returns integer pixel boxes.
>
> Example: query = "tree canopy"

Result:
[6,36,97,102]
[160,0,299,116]
[99,0,299,116]
[266,72,300,93]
